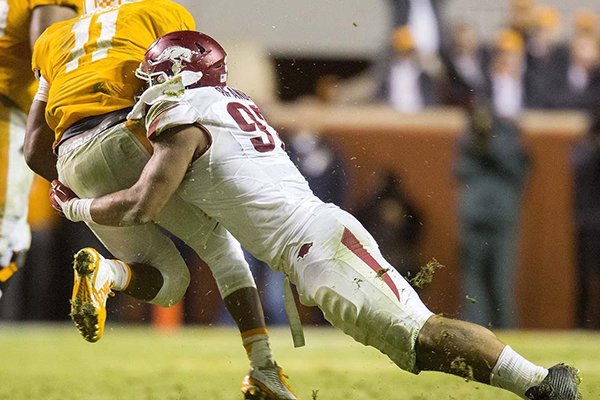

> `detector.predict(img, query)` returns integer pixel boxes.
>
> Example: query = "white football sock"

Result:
[105,259,131,291]
[242,327,275,368]
[490,345,548,398]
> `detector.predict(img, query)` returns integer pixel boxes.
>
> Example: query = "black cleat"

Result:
[525,364,582,400]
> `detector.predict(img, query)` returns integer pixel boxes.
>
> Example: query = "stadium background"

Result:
[0,0,597,331]
[2,1,600,399]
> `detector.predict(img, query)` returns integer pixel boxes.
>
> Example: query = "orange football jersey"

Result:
[32,0,195,141]
[0,0,81,112]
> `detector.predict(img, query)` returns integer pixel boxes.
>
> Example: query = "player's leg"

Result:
[157,203,298,400]
[61,221,189,343]
[199,226,297,399]
[0,102,33,299]
[56,122,194,304]
[416,316,582,399]
[286,204,581,399]
[55,124,192,341]
[287,206,432,370]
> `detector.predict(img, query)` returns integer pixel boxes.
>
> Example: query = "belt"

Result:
[55,108,132,156]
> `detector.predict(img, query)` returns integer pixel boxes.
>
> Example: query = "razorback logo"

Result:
[297,242,313,260]
[150,46,194,73]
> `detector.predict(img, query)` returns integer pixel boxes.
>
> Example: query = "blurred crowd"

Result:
[340,0,600,116]
[332,0,600,329]
[2,0,600,331]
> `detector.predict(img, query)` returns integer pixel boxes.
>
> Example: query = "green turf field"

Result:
[0,325,598,399]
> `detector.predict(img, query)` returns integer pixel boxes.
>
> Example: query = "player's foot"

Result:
[70,248,114,343]
[525,363,582,400]
[241,362,298,400]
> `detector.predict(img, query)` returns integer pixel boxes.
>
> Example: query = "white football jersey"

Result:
[135,81,323,268]
[131,80,436,372]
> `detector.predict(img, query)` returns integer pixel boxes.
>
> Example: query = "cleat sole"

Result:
[70,299,100,343]
[70,249,102,343]
[74,250,95,276]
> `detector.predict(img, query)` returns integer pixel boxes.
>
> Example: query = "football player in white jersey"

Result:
[51,31,582,400]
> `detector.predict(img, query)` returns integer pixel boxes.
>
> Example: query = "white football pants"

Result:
[282,203,434,373]
[56,121,256,305]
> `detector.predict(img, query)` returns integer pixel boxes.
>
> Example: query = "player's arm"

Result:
[51,125,209,226]
[24,98,57,182]
[30,5,78,48]
[24,4,78,181]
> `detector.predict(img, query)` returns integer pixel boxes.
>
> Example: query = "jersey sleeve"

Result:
[31,29,50,82]
[145,100,199,140]
[29,0,82,12]
[31,24,59,84]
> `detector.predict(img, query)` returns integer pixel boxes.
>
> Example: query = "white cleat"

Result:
[241,362,298,400]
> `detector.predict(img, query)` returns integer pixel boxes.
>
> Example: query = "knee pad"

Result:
[150,262,190,306]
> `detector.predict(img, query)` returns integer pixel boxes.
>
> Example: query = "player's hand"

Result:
[49,179,78,215]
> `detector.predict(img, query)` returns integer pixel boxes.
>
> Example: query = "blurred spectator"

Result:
[573,9,599,38]
[442,23,538,326]
[451,33,530,327]
[387,0,447,64]
[490,30,526,120]
[287,131,347,207]
[378,26,440,112]
[549,34,600,110]
[333,0,448,106]
[509,0,538,36]
[442,22,490,106]
[455,106,530,328]
[355,171,423,281]
[523,5,570,108]
[289,75,348,206]
[571,111,600,329]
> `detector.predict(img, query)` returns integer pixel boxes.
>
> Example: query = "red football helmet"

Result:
[135,30,228,89]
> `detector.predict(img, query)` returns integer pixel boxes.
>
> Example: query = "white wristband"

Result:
[33,76,50,103]
[64,198,95,223]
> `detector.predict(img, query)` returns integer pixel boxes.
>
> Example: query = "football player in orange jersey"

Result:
[24,2,297,399]
[0,0,81,300]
